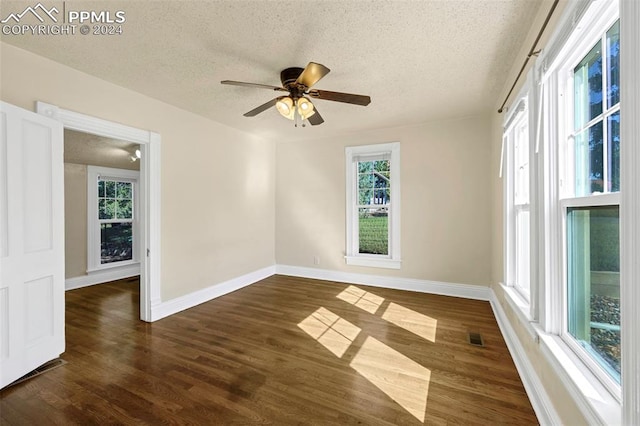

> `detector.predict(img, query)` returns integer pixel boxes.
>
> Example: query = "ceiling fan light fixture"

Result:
[276,96,295,120]
[297,97,315,120]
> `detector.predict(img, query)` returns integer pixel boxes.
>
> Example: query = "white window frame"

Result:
[547,0,621,399]
[504,86,534,309]
[345,142,401,269]
[87,165,140,273]
[531,1,625,422]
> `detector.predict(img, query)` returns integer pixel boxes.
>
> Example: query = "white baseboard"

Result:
[275,264,491,300]
[150,265,276,322]
[65,264,140,290]
[489,288,561,425]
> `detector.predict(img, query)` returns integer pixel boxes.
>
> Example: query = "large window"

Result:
[558,16,621,388]
[501,1,625,419]
[87,166,139,272]
[504,98,531,303]
[345,143,400,269]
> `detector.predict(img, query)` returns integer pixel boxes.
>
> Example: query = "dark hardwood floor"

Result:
[1,275,538,425]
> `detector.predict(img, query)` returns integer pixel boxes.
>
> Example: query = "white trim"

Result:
[150,266,276,322]
[144,132,162,313]
[37,101,161,322]
[344,256,401,269]
[345,142,401,269]
[538,333,621,425]
[275,265,490,301]
[620,0,640,423]
[65,264,140,291]
[489,289,560,426]
[500,283,539,342]
[503,75,534,313]
[37,103,151,143]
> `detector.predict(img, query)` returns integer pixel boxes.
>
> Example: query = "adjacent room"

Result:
[1,0,639,424]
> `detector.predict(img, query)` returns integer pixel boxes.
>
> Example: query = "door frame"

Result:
[36,102,161,322]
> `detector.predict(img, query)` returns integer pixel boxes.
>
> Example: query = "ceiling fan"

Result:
[221,62,371,126]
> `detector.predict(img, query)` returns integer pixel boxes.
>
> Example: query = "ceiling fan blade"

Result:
[243,98,279,117]
[221,80,287,91]
[308,89,371,106]
[307,107,324,126]
[295,62,330,88]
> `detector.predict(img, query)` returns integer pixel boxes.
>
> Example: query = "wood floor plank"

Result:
[0,275,538,425]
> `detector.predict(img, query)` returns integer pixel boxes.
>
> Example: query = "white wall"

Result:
[0,42,276,301]
[276,115,493,286]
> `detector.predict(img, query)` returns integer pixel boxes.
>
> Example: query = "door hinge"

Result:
[147,248,150,257]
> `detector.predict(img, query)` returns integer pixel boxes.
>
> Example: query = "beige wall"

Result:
[64,163,87,278]
[276,115,493,286]
[0,42,276,301]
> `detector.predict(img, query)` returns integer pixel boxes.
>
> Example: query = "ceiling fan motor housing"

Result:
[280,67,305,93]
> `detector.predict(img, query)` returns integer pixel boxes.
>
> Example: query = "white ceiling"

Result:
[64,129,140,170]
[2,0,544,142]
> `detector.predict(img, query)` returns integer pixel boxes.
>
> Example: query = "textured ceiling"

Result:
[64,129,140,170]
[1,0,544,142]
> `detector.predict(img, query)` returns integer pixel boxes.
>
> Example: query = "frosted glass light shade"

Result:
[297,97,316,120]
[276,97,295,120]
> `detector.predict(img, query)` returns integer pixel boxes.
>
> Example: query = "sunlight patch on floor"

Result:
[336,285,385,314]
[297,307,361,357]
[350,336,431,422]
[381,302,437,343]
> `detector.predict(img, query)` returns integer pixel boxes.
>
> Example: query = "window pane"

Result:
[358,188,373,205]
[358,160,390,205]
[606,20,620,108]
[98,180,105,197]
[608,111,620,193]
[116,181,132,200]
[574,122,603,196]
[515,209,530,298]
[98,199,108,220]
[101,222,133,264]
[103,199,116,219]
[358,207,388,255]
[567,206,620,383]
[116,200,133,219]
[514,121,529,205]
[104,180,116,198]
[574,42,603,130]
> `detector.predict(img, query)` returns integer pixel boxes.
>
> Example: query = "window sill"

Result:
[345,256,401,269]
[536,330,621,425]
[498,283,620,423]
[87,260,139,274]
[501,283,538,341]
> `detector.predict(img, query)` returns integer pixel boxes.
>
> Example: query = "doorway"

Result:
[63,129,141,306]
[37,101,161,322]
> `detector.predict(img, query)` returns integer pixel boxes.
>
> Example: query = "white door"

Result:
[0,101,65,388]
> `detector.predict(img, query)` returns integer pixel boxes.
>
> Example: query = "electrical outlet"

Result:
[313,256,320,265]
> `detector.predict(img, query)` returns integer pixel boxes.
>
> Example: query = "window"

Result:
[559,16,621,389]
[538,0,621,402]
[529,0,639,422]
[345,143,400,269]
[504,97,531,303]
[87,166,139,272]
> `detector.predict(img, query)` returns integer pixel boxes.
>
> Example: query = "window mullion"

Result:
[601,32,610,193]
